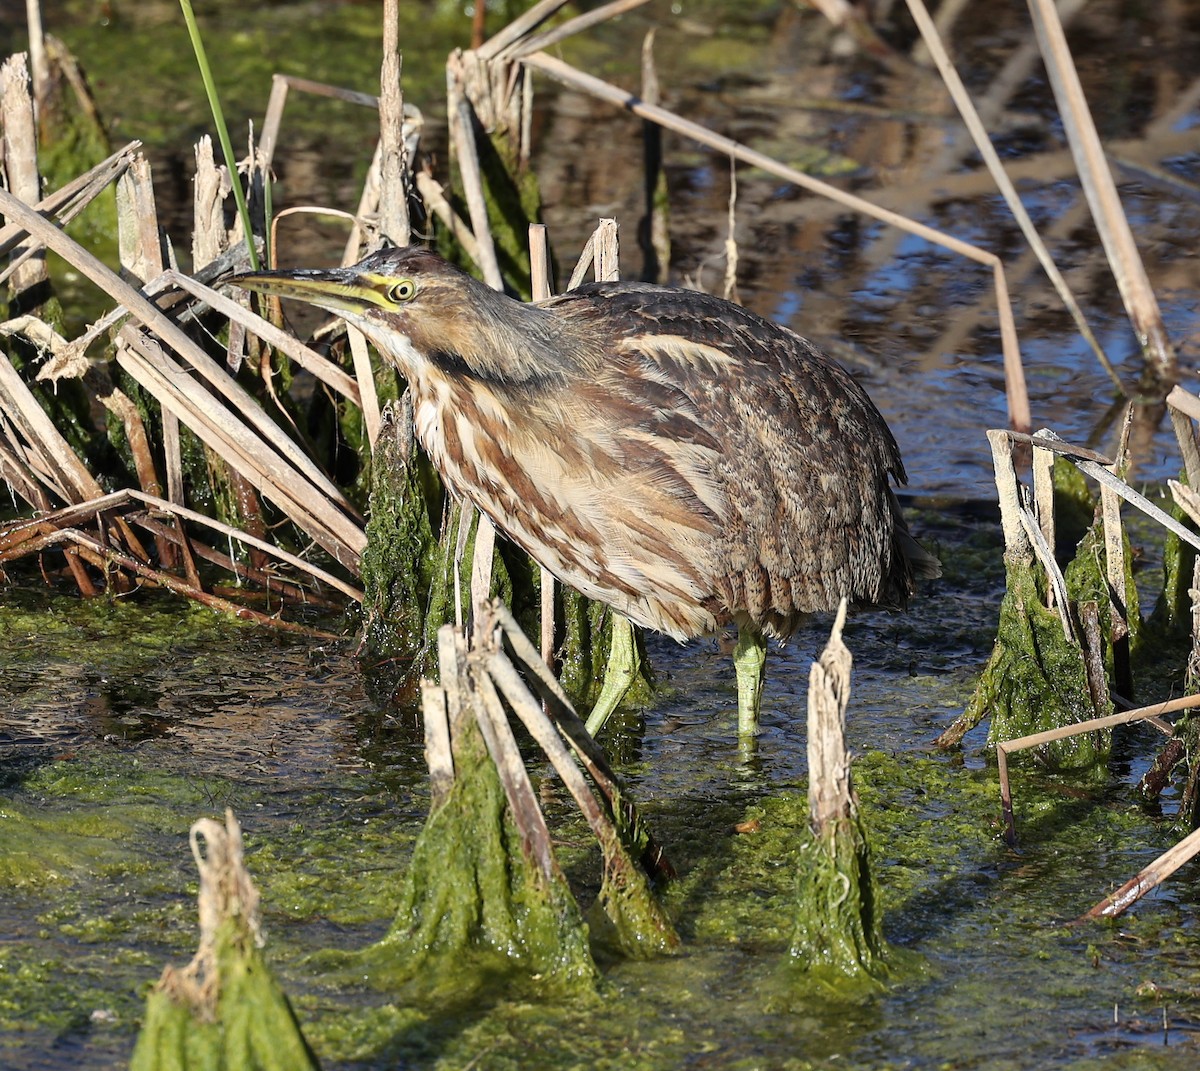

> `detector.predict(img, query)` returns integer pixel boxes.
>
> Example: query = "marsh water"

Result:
[3,1,1200,1068]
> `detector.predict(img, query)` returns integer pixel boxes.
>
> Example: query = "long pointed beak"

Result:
[226,266,388,317]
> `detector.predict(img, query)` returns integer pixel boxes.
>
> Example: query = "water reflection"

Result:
[3,2,1200,1067]
[531,2,1200,499]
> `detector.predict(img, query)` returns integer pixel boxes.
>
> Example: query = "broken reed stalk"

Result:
[807,600,853,831]
[374,597,675,990]
[938,429,1115,753]
[2,54,46,299]
[379,0,410,247]
[1077,823,1200,923]
[488,599,675,885]
[130,810,319,1070]
[945,409,1200,750]
[791,599,887,978]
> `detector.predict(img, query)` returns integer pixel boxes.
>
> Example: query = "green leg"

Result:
[585,615,640,737]
[734,625,767,736]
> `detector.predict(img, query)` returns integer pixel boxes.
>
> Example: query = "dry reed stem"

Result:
[0,351,103,504]
[414,171,480,264]
[115,153,175,563]
[470,507,497,628]
[117,155,168,283]
[1078,823,1200,922]
[903,0,1121,394]
[723,159,739,304]
[1031,443,1056,595]
[986,429,1031,562]
[1015,500,1072,640]
[422,679,454,804]
[113,329,364,569]
[447,84,503,288]
[639,29,669,286]
[447,52,512,620]
[347,328,382,450]
[485,632,679,953]
[477,0,571,62]
[1026,0,1175,378]
[379,0,411,247]
[472,650,560,885]
[0,429,50,511]
[595,218,619,284]
[520,50,1031,432]
[487,600,675,881]
[3,53,46,297]
[998,694,1200,846]
[509,0,654,59]
[567,229,597,290]
[485,647,614,858]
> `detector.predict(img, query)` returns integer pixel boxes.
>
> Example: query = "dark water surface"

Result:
[3,0,1200,1068]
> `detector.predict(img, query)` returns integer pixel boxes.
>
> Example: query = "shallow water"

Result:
[3,509,1200,1071]
[3,0,1200,1067]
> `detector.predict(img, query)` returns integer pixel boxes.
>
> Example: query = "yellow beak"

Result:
[227,266,391,316]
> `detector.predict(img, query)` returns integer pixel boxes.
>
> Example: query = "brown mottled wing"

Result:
[540,282,918,636]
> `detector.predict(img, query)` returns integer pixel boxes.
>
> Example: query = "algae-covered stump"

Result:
[789,600,888,979]
[130,810,320,1071]
[361,608,677,999]
[938,430,1116,764]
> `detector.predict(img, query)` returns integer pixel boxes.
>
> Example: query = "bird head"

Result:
[228,246,567,386]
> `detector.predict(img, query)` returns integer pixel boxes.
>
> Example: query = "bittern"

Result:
[231,246,938,736]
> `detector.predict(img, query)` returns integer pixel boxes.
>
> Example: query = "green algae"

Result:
[132,915,320,1071]
[357,402,444,703]
[789,814,888,982]
[130,809,320,1071]
[6,652,1200,1070]
[1063,514,1144,671]
[965,557,1109,767]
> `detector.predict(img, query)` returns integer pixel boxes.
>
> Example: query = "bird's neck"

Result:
[439,295,586,386]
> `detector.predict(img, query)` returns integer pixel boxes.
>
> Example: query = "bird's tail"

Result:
[889,492,941,601]
[899,528,941,581]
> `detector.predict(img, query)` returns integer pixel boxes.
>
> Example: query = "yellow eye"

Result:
[388,279,417,302]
